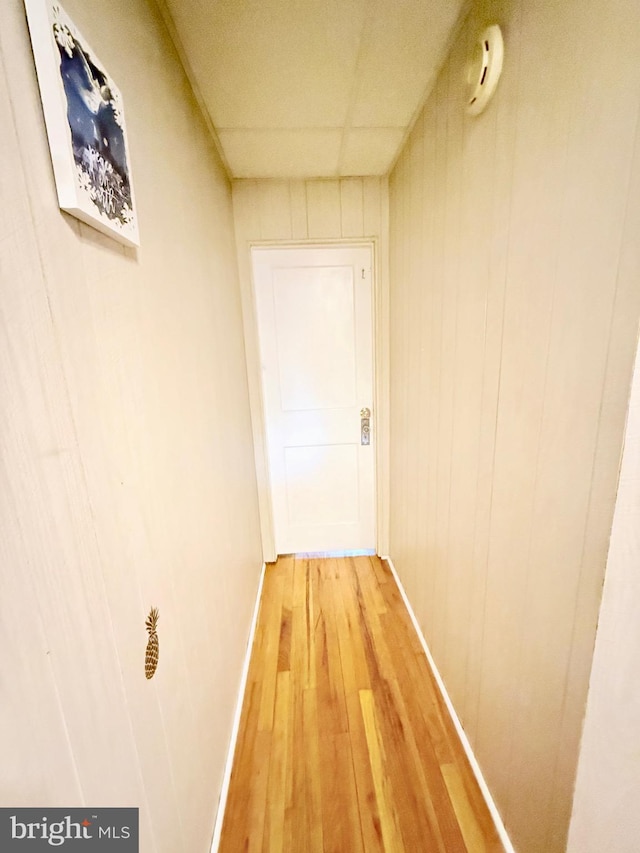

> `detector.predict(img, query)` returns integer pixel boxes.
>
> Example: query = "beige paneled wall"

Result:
[388,0,640,851]
[0,0,261,850]
[567,334,640,852]
[232,178,390,558]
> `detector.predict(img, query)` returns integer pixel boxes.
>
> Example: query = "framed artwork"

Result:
[23,0,139,247]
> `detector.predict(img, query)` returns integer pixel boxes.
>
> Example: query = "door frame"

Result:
[240,238,389,562]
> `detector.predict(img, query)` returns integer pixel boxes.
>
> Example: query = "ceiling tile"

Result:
[339,128,406,176]
[350,0,466,127]
[165,0,368,128]
[160,0,466,177]
[218,129,342,179]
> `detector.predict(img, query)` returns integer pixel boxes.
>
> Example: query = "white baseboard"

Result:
[210,561,267,853]
[382,556,516,853]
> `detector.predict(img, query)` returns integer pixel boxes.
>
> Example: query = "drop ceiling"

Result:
[159,0,467,180]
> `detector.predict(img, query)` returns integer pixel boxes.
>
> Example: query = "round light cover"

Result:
[466,25,504,116]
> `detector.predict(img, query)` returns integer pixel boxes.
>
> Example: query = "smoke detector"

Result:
[466,25,504,116]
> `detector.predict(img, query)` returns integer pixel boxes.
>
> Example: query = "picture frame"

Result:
[23,0,139,247]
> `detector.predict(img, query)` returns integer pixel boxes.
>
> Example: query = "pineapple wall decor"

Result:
[144,607,159,679]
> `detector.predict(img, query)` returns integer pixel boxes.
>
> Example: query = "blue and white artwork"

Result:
[24,0,139,246]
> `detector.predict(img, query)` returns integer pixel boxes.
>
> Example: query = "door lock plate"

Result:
[360,408,371,445]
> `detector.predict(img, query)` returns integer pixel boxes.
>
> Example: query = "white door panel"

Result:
[273,267,357,410]
[252,246,375,554]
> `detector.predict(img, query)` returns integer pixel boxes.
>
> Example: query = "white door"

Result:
[252,245,375,555]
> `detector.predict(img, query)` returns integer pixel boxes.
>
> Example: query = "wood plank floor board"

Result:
[219,556,504,852]
[332,572,371,695]
[344,689,385,852]
[281,688,296,851]
[354,555,388,616]
[369,678,446,852]
[371,552,392,587]
[264,671,291,852]
[377,612,469,851]
[319,731,363,853]
[222,680,272,852]
[359,688,406,852]
[277,556,295,674]
[314,564,349,736]
[302,688,324,851]
[258,572,285,732]
[379,608,455,764]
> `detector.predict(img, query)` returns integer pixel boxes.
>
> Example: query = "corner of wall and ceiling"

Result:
[150,0,234,181]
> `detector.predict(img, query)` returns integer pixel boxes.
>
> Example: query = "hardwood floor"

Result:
[219,556,504,852]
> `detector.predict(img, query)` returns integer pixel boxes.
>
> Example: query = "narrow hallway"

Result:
[219,556,503,851]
